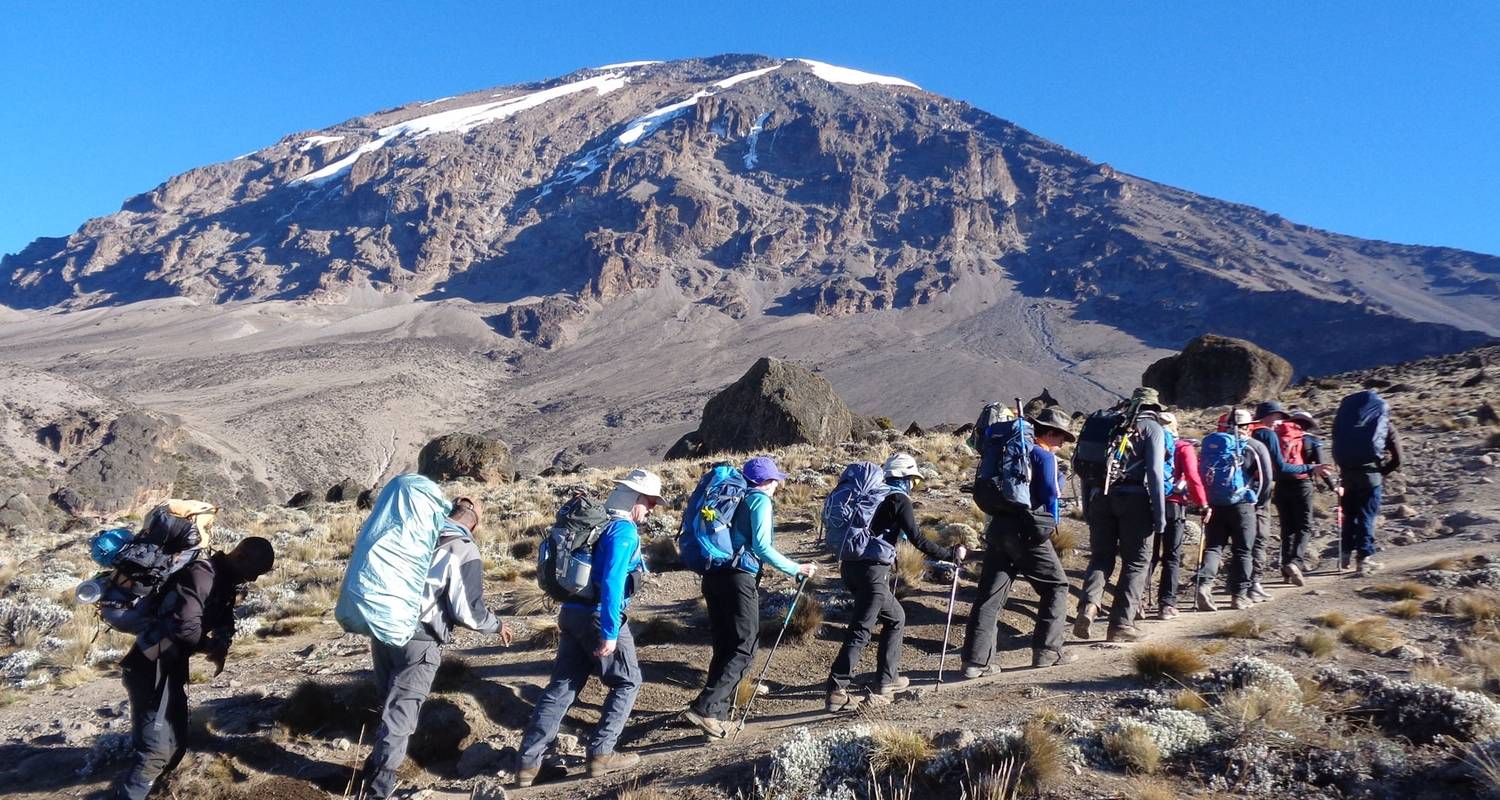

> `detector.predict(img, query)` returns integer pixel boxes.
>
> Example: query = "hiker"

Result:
[1332,390,1403,575]
[1151,412,1206,619]
[1248,402,1332,596]
[517,469,661,785]
[961,406,1077,676]
[1274,409,1336,584]
[1193,409,1272,610]
[683,456,816,739]
[1074,388,1169,643]
[825,453,965,709]
[362,498,512,800]
[113,537,275,800]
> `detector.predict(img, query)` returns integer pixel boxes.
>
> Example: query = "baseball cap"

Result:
[742,456,788,484]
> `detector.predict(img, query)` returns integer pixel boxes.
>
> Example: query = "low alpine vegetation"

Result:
[1364,581,1434,601]
[1312,610,1349,630]
[1339,617,1403,653]
[1295,629,1338,658]
[1102,723,1161,775]
[1132,643,1207,682]
[1387,599,1425,620]
[1218,617,1273,640]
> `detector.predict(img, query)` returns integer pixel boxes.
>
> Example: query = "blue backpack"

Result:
[973,416,1034,516]
[1332,390,1390,467]
[821,462,893,562]
[1162,427,1177,486]
[1199,432,1255,506]
[679,464,750,574]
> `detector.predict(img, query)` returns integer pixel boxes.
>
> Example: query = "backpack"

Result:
[678,464,750,574]
[1277,421,1307,471]
[968,402,1013,450]
[1162,426,1177,486]
[81,501,217,633]
[973,415,1034,516]
[1072,408,1123,487]
[536,493,610,602]
[821,462,893,562]
[1199,432,1256,506]
[1332,390,1390,467]
[335,474,451,646]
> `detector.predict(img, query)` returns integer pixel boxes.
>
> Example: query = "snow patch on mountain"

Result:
[596,60,662,70]
[298,135,345,152]
[744,111,771,169]
[796,58,919,88]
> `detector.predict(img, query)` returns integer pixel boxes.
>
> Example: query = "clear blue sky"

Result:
[3,2,1498,258]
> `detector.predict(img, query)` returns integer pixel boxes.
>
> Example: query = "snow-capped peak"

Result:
[596,60,662,70]
[795,58,920,88]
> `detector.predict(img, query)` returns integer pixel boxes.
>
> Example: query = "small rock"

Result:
[1391,535,1413,546]
[552,733,584,758]
[469,778,510,800]
[1386,644,1425,661]
[1390,504,1418,519]
[332,737,352,751]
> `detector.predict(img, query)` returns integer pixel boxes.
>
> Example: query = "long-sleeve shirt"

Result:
[868,490,956,562]
[1303,434,1338,491]
[731,489,799,577]
[1168,439,1208,508]
[561,515,641,642]
[1381,424,1404,474]
[1107,415,1168,533]
[134,555,235,662]
[1030,445,1061,523]
[417,521,501,643]
[1250,426,1316,479]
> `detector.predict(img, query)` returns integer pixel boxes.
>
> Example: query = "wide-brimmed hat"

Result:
[882,453,922,478]
[1132,387,1162,411]
[742,456,788,484]
[614,468,663,500]
[1029,407,1077,442]
[1289,409,1318,429]
[1254,401,1288,422]
[1229,408,1254,426]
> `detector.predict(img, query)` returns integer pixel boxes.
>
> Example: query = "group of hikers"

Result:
[82,384,1402,798]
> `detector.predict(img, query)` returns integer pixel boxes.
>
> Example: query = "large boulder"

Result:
[418,433,515,483]
[326,477,365,503]
[1143,334,1294,408]
[693,358,855,455]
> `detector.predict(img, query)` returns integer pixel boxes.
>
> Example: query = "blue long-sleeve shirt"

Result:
[563,517,641,642]
[730,489,800,577]
[1251,426,1315,479]
[1029,445,1061,523]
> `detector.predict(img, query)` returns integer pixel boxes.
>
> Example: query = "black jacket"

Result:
[866,491,956,563]
[134,554,238,662]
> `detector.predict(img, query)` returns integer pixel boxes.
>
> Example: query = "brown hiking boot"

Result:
[1073,603,1098,640]
[588,750,640,778]
[1230,594,1253,610]
[1106,625,1144,643]
[1285,563,1305,587]
[826,688,856,712]
[1032,648,1078,667]
[682,708,727,738]
[874,676,910,697]
[1195,586,1218,612]
[515,765,539,787]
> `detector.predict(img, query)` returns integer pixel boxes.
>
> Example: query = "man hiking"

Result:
[362,498,512,800]
[113,537,275,800]
[1274,409,1335,585]
[1194,409,1271,611]
[1248,402,1331,597]
[1075,388,1168,643]
[961,407,1077,676]
[517,469,662,785]
[1332,390,1403,576]
[1151,412,1206,620]
[826,453,964,709]
[683,456,816,739]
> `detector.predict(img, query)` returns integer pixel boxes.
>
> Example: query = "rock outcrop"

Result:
[687,358,855,455]
[418,433,515,483]
[1142,334,1294,408]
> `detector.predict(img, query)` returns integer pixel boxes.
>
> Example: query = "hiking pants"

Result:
[827,561,903,692]
[118,649,189,800]
[692,570,759,720]
[1274,479,1315,571]
[1080,492,1155,629]
[1152,504,1189,608]
[1340,469,1382,559]
[1196,503,1256,597]
[362,638,441,800]
[962,517,1069,666]
[518,606,641,766]
[1251,503,1271,585]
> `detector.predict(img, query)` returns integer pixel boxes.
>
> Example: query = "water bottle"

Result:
[75,577,107,605]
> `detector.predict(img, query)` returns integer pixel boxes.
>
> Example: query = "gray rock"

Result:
[418,433,514,483]
[1142,334,1294,408]
[1390,504,1418,519]
[664,430,705,461]
[468,777,509,800]
[326,477,365,503]
[695,358,855,454]
[551,732,584,758]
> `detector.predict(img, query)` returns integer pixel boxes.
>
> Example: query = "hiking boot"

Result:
[962,663,1000,680]
[1159,605,1180,620]
[682,708,727,739]
[1073,603,1098,640]
[1248,583,1272,603]
[1340,552,1354,571]
[1106,625,1144,643]
[1230,594,1252,610]
[874,676,910,697]
[1032,648,1078,668]
[515,765,540,788]
[1356,558,1385,577]
[1195,586,1218,612]
[587,751,640,778]
[1284,563,1306,587]
[826,688,856,713]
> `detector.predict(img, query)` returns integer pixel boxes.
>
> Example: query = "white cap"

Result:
[1229,409,1253,426]
[882,453,921,478]
[614,468,663,500]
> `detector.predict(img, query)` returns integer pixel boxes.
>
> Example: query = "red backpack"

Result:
[1277,422,1307,471]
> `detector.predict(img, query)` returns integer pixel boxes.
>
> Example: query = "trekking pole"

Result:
[1335,482,1345,574]
[1195,508,1211,570]
[733,575,808,740]
[935,561,961,691]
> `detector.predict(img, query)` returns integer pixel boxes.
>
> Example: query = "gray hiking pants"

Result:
[1080,492,1156,629]
[828,561,904,691]
[1251,503,1271,584]
[962,515,1069,665]
[1196,503,1257,597]
[118,649,189,800]
[362,638,441,800]
[518,606,640,767]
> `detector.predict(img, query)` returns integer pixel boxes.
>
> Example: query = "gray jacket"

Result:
[417,522,501,643]
[1109,413,1168,534]
[1242,435,1273,508]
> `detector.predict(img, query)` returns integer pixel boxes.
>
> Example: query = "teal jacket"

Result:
[730,489,799,577]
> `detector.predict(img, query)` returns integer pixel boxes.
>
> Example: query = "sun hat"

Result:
[742,456,788,484]
[1289,409,1318,430]
[614,468,663,500]
[1029,407,1077,442]
[1132,387,1163,411]
[882,453,921,478]
[1253,401,1288,422]
[1230,408,1254,426]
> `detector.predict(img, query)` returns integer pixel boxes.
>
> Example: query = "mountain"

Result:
[0,54,1495,503]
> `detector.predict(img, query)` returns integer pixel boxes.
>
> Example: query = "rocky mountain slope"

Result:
[0,55,1495,504]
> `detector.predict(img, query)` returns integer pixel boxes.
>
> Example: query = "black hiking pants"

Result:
[1274,478,1315,572]
[962,516,1069,666]
[1252,502,1271,585]
[1151,503,1189,608]
[118,648,189,800]
[1196,503,1256,597]
[693,570,759,720]
[1080,492,1155,629]
[827,561,904,692]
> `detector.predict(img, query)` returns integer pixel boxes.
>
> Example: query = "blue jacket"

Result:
[562,517,641,642]
[730,489,799,577]
[1029,445,1061,523]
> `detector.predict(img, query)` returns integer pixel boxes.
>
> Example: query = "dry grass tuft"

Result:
[614,782,673,800]
[634,615,687,646]
[1173,689,1209,712]
[506,583,556,616]
[1295,629,1338,658]
[1049,524,1081,555]
[891,540,925,597]
[868,723,935,776]
[733,676,756,711]
[1448,592,1500,625]
[1017,719,1068,794]
[1422,554,1483,572]
[1125,777,1178,800]
[257,617,318,638]
[1364,581,1434,601]
[1340,617,1403,653]
[1387,599,1425,620]
[765,592,825,645]
[1217,617,1273,639]
[1132,643,1206,682]
[1103,724,1161,775]
[1462,643,1500,692]
[1313,611,1349,630]
[519,619,561,650]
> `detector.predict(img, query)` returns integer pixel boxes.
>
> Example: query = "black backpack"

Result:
[1071,408,1123,487]
[536,493,610,602]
